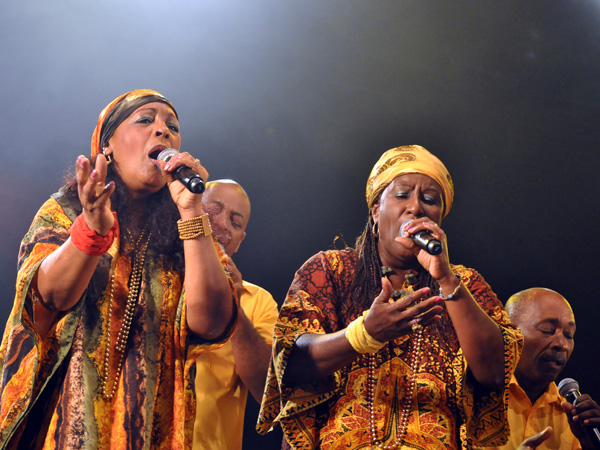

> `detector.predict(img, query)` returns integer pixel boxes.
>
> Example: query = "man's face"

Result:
[514,293,576,389]
[201,182,251,256]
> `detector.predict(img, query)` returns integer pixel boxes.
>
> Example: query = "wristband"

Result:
[70,212,119,256]
[346,310,386,354]
[177,214,212,239]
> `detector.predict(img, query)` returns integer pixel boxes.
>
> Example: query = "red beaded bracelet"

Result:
[70,212,119,256]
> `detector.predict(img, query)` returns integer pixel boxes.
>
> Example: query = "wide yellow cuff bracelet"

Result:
[177,214,212,240]
[345,310,385,354]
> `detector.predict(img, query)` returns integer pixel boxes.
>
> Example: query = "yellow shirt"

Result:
[484,376,581,450]
[192,281,278,450]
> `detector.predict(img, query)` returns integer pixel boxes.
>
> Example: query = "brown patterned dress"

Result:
[257,249,522,450]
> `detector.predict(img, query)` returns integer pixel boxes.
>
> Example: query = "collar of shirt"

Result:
[509,375,564,408]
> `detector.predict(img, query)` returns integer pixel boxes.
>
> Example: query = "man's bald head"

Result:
[202,179,251,256]
[506,288,576,398]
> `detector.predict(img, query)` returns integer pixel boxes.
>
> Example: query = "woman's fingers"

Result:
[162,152,209,182]
[367,282,443,342]
[75,155,115,235]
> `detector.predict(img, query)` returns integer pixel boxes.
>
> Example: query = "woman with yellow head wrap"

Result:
[258,145,522,450]
[0,90,236,449]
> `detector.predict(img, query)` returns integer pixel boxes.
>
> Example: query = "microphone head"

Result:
[399,219,414,237]
[156,148,178,162]
[558,377,579,397]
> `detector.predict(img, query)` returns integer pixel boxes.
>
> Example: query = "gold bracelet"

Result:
[177,214,212,239]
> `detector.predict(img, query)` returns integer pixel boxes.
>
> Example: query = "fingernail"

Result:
[423,287,430,294]
[407,227,415,233]
[90,170,97,179]
[435,296,444,303]
[424,222,430,226]
[77,155,85,165]
[165,163,172,170]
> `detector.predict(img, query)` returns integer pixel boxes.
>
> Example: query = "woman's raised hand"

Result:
[76,154,115,235]
[363,277,443,343]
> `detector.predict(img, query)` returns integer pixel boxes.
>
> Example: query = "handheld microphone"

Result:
[156,148,205,194]
[558,378,600,449]
[400,220,442,255]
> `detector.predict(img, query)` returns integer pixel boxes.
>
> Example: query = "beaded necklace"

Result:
[367,268,423,449]
[100,225,152,400]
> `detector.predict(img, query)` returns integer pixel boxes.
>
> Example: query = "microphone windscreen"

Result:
[558,377,579,397]
[156,148,178,162]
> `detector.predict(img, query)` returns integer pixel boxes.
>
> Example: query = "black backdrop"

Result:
[1,1,599,448]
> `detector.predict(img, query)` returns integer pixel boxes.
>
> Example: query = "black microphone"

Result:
[558,378,600,449]
[400,220,442,255]
[156,148,205,194]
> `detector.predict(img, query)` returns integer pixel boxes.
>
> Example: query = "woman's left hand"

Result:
[158,152,209,216]
[395,218,454,281]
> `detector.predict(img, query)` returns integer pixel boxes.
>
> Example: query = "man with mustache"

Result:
[192,179,279,450]
[489,288,600,449]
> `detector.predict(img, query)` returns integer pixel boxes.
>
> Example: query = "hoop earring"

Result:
[103,153,113,165]
[372,221,379,238]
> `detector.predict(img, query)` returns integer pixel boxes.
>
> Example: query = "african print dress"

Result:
[0,190,235,449]
[257,249,522,450]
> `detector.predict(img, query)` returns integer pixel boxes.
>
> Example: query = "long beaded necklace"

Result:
[100,225,152,400]
[367,268,423,449]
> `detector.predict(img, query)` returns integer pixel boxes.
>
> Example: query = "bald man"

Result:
[192,180,279,450]
[487,288,600,450]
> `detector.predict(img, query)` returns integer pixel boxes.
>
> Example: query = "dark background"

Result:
[1,1,599,448]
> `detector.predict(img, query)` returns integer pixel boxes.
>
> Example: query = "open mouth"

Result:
[148,146,167,160]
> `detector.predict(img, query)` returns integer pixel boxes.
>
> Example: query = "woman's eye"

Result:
[539,328,554,335]
[137,117,152,123]
[395,192,409,198]
[168,124,180,133]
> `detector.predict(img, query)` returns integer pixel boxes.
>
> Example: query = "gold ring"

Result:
[411,321,423,333]
[194,158,201,165]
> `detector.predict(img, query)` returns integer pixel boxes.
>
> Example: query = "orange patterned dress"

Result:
[257,249,522,450]
[0,190,235,449]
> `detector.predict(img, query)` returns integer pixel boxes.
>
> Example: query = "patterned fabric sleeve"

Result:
[257,250,355,448]
[451,265,523,449]
[0,197,85,445]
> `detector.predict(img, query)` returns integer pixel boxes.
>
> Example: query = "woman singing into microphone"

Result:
[258,145,522,450]
[0,89,237,449]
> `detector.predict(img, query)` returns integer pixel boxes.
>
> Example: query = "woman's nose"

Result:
[405,195,425,217]
[154,123,170,139]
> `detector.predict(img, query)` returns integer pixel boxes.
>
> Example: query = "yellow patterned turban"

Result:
[90,89,177,157]
[366,145,454,218]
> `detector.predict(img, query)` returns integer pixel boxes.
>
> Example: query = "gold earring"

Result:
[372,221,379,238]
[103,152,113,165]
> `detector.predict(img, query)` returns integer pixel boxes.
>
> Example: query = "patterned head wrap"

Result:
[366,145,454,218]
[90,89,178,157]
